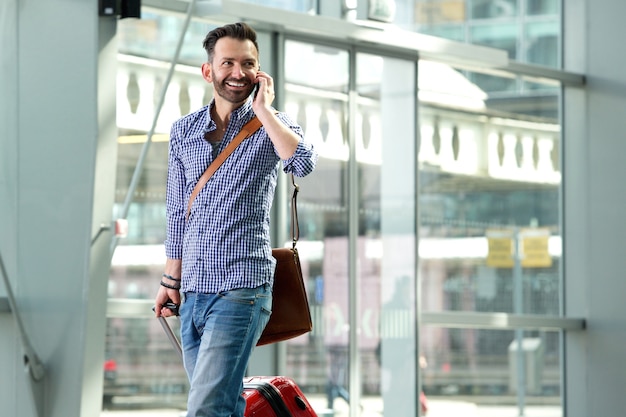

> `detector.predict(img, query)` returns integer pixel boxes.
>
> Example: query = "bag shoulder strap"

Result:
[186,116,262,219]
[288,172,300,248]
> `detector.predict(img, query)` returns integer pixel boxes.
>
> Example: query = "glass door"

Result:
[282,40,418,417]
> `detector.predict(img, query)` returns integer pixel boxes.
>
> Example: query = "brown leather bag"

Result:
[257,172,312,345]
[186,116,312,346]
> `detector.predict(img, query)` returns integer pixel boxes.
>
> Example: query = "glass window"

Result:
[525,21,559,67]
[421,326,562,403]
[470,23,518,59]
[526,0,559,16]
[356,52,417,417]
[418,60,562,409]
[107,5,565,417]
[409,0,561,67]
[108,13,215,413]
[470,0,518,19]
[419,24,466,42]
[103,316,188,411]
[282,41,418,417]
[118,12,215,65]
[469,72,518,95]
[282,39,351,410]
[414,0,467,26]
[238,0,317,13]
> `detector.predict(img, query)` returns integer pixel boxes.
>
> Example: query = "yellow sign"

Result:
[520,228,552,268]
[486,230,514,268]
[415,1,466,24]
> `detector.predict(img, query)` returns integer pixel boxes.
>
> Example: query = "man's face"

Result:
[205,37,259,104]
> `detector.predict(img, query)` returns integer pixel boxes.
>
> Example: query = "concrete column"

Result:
[564,1,626,417]
[0,1,118,416]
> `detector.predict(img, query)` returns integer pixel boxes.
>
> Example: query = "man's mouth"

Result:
[226,81,247,88]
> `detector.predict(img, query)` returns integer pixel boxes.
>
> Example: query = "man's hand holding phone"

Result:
[251,70,275,112]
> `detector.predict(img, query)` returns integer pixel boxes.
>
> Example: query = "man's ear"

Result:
[201,62,212,82]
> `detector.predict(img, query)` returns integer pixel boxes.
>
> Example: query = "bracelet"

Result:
[162,273,181,282]
[160,281,181,290]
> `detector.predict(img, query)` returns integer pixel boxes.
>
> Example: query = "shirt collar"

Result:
[205,98,254,131]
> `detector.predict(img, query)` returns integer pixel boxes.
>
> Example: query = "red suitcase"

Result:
[243,376,318,417]
[155,304,318,417]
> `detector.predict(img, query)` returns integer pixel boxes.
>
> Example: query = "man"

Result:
[154,22,317,416]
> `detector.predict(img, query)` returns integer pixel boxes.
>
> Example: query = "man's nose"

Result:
[230,63,246,78]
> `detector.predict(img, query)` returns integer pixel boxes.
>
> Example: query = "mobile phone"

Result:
[252,83,259,100]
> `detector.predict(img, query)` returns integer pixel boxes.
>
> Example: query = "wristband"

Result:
[162,273,181,282]
[160,280,181,290]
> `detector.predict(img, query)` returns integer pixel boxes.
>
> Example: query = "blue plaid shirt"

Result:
[164,99,317,293]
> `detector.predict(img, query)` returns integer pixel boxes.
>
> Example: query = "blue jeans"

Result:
[180,284,272,417]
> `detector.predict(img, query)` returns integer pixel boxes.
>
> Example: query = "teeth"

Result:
[227,82,245,87]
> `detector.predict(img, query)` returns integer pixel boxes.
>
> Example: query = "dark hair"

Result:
[202,22,259,62]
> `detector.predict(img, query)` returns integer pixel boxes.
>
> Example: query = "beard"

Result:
[213,78,255,104]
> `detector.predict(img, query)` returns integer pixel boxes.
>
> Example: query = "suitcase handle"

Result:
[153,301,180,316]
[152,302,183,360]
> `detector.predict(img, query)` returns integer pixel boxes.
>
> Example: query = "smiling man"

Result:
[154,22,317,417]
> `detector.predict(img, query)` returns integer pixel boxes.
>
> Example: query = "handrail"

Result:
[0,251,45,417]
[422,311,586,331]
[107,298,586,331]
[0,253,46,379]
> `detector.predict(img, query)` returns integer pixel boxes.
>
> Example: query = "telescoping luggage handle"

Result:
[152,302,183,360]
